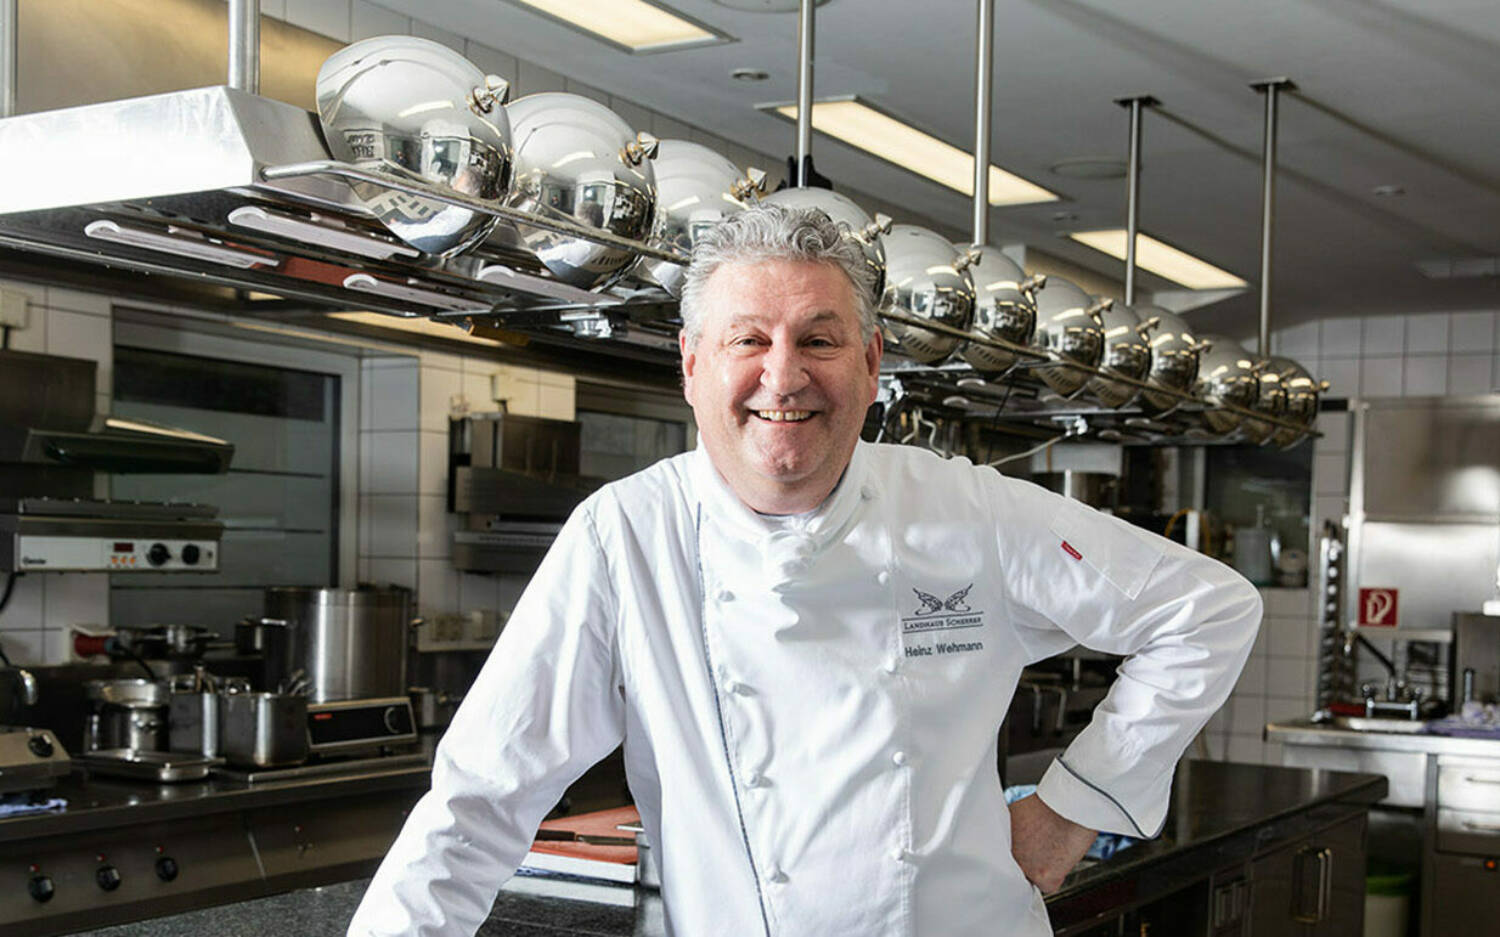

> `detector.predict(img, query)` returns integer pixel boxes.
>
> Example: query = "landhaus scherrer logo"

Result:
[902,584,986,657]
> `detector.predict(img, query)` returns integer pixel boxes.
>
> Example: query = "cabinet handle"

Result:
[1292,846,1334,924]
[1461,775,1500,785]
[1460,820,1500,833]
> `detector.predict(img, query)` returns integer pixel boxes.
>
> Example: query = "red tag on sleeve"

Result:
[1061,541,1082,561]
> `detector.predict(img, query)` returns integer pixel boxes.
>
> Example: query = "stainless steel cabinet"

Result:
[1249,813,1367,937]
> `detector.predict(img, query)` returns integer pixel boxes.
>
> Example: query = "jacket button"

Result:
[726,680,751,696]
[891,848,910,863]
[861,484,876,500]
[717,589,734,602]
[882,658,899,674]
[892,751,907,767]
[766,866,788,884]
[745,771,766,788]
[877,570,890,585]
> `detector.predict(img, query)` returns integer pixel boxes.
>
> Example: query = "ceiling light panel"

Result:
[1069,229,1247,290]
[505,0,732,54]
[767,99,1058,207]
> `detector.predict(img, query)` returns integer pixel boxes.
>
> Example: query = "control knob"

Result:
[146,543,171,567]
[96,864,121,891]
[28,874,54,903]
[27,734,54,758]
[155,856,179,882]
[181,544,200,566]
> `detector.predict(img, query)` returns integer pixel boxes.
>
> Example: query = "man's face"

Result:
[681,258,882,515]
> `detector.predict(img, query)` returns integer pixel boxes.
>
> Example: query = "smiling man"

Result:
[348,206,1261,937]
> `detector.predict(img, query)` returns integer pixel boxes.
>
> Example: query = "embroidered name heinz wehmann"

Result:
[902,584,985,655]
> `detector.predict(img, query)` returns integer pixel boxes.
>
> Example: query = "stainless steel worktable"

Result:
[55,759,1387,936]
[1,760,432,937]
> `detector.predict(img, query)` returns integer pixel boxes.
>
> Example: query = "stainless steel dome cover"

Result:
[315,35,513,257]
[1241,358,1289,445]
[1031,276,1106,397]
[501,92,659,290]
[1269,356,1321,448]
[635,140,760,296]
[1086,302,1156,409]
[955,245,1040,375]
[1138,307,1202,415]
[1193,335,1261,435]
[760,187,889,300]
[878,225,977,364]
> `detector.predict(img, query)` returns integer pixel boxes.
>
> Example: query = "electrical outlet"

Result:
[0,288,30,329]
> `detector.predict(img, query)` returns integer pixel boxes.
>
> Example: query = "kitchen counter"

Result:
[1267,718,1500,756]
[0,758,431,843]
[57,759,1387,936]
[1,757,432,937]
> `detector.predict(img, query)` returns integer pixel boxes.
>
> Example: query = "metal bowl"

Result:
[1031,276,1106,397]
[315,35,513,257]
[1137,307,1202,415]
[634,140,759,296]
[500,92,658,290]
[955,245,1040,375]
[1269,356,1321,448]
[878,225,976,364]
[1241,360,1289,445]
[1193,335,1261,434]
[1085,302,1156,408]
[760,187,889,299]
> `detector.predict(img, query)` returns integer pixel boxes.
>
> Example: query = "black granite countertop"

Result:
[0,760,432,843]
[58,759,1387,937]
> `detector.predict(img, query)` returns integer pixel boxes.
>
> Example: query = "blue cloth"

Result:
[1004,785,1137,862]
[0,793,66,818]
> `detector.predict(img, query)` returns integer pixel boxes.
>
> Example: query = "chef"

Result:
[347,205,1261,937]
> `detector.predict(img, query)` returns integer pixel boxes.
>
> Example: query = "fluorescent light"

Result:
[506,0,729,54]
[768,99,1058,207]
[1068,229,1248,290]
[327,312,509,348]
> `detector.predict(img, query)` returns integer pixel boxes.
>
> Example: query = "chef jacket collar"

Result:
[689,440,874,553]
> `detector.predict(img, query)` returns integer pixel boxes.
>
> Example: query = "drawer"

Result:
[1436,807,1500,855]
[1437,763,1500,812]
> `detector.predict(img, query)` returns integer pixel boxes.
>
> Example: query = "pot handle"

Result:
[467,75,510,115]
[410,617,426,629]
[621,131,661,166]
[730,167,769,202]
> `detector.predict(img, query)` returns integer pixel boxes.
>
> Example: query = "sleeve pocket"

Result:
[1046,502,1165,601]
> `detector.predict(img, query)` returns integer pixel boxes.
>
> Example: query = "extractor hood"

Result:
[0,86,683,357]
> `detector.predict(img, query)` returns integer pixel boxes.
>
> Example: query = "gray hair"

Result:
[678,203,879,347]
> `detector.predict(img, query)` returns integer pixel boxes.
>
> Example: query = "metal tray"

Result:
[75,749,223,783]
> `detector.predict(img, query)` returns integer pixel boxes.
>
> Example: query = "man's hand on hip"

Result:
[1008,794,1097,893]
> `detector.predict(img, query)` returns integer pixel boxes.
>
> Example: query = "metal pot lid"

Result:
[1085,302,1155,409]
[85,678,170,707]
[1138,307,1201,414]
[315,35,514,257]
[878,225,977,365]
[1241,361,1289,445]
[264,585,413,608]
[635,140,760,296]
[1268,355,1321,448]
[955,244,1039,375]
[1194,334,1261,434]
[1031,276,1105,397]
[501,92,658,291]
[759,187,889,299]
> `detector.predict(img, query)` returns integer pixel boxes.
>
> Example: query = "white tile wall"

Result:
[1,279,113,663]
[1203,308,1500,768]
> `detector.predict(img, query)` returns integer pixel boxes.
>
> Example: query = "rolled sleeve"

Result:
[993,478,1262,838]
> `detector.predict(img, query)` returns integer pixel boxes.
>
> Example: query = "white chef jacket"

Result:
[348,440,1260,937]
